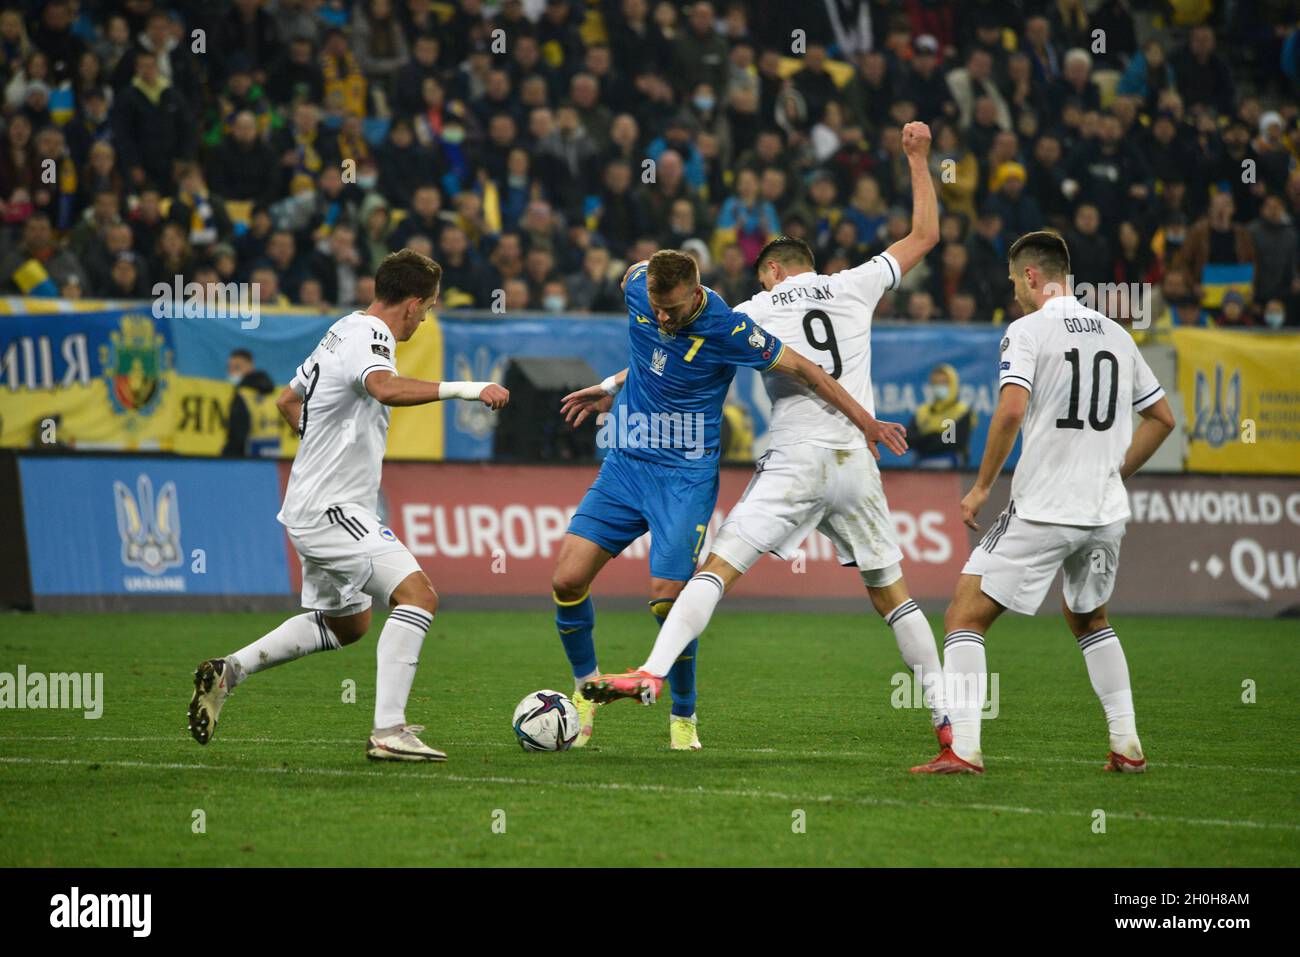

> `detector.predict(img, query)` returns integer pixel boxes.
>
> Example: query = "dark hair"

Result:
[374,248,442,304]
[1008,230,1070,278]
[754,235,815,274]
[647,249,698,297]
[230,348,253,362]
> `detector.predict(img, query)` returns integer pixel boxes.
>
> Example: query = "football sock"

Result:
[642,573,724,679]
[1076,625,1139,749]
[884,599,948,728]
[554,591,597,680]
[374,605,432,730]
[651,598,699,718]
[228,611,340,686]
[943,629,987,762]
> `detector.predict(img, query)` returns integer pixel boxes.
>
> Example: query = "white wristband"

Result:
[600,375,623,396]
[440,381,491,401]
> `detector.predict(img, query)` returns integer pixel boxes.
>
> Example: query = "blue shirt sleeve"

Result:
[710,309,786,371]
[623,262,651,317]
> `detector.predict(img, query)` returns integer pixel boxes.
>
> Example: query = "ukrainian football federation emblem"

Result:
[100,313,172,417]
[113,473,182,575]
[454,345,507,438]
[1190,363,1241,449]
[651,347,668,376]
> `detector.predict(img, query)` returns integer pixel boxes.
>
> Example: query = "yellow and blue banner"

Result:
[1,300,1059,469]
[1174,328,1300,474]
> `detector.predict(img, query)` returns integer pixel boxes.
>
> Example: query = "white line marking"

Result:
[0,755,1295,833]
[1,736,1294,775]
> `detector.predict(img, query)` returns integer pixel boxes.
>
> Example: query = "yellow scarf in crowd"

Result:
[131,73,170,105]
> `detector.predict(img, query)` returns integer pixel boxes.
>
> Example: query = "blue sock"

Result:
[555,591,596,680]
[650,598,697,718]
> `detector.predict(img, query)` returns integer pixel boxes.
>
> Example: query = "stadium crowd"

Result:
[0,0,1296,336]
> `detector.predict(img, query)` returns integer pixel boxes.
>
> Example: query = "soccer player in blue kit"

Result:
[552,249,908,749]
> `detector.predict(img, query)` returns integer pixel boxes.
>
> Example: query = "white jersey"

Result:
[277,311,398,529]
[734,252,899,450]
[1000,294,1165,526]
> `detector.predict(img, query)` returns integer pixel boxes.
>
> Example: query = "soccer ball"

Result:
[513,690,579,752]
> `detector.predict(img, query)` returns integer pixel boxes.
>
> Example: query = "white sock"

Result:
[228,611,340,686]
[642,572,725,676]
[884,599,948,728]
[1077,626,1139,751]
[374,605,432,730]
[943,630,987,762]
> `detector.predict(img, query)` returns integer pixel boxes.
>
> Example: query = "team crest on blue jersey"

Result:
[650,348,668,375]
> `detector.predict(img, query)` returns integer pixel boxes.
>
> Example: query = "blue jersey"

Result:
[606,264,786,469]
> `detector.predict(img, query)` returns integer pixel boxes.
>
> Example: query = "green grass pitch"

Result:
[0,610,1295,867]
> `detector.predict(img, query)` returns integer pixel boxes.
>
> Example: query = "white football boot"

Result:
[366,724,447,762]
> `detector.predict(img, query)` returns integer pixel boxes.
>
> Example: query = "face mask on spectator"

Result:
[543,294,565,312]
[693,95,715,113]
[933,383,951,401]
[1264,310,1285,329]
[357,173,378,189]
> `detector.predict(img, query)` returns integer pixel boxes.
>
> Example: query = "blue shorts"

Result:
[568,451,719,581]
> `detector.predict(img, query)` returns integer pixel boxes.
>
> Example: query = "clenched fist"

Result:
[479,384,510,410]
[901,121,932,159]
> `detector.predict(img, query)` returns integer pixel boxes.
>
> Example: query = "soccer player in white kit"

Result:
[187,250,509,762]
[914,230,1175,775]
[583,122,955,763]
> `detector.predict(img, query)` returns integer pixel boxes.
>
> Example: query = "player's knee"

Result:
[551,572,589,604]
[404,584,438,615]
[327,612,369,646]
[1065,605,1108,638]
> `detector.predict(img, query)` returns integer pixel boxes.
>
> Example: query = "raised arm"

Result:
[770,347,908,458]
[884,121,941,275]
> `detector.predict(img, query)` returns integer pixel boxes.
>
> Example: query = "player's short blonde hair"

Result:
[647,250,699,297]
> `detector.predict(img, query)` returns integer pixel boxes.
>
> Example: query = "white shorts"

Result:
[962,501,1126,615]
[284,504,422,616]
[711,444,904,584]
